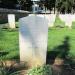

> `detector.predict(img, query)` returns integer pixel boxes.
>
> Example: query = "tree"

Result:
[56,0,75,14]
[17,0,32,11]
[44,0,56,13]
[0,0,17,9]
[0,0,32,11]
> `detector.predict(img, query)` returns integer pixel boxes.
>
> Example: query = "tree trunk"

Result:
[54,7,56,14]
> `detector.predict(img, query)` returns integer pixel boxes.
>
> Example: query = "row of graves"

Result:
[8,14,75,29]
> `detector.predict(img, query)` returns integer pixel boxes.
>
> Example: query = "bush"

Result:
[27,65,52,75]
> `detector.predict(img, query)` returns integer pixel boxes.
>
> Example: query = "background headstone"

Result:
[71,14,75,21]
[65,14,72,28]
[45,14,56,27]
[30,14,56,27]
[8,14,15,28]
[59,14,73,28]
[19,15,48,67]
[59,14,66,22]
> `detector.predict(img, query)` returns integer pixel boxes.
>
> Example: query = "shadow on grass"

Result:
[0,20,8,24]
[46,36,70,64]
[11,55,20,60]
[47,36,75,75]
[0,51,9,57]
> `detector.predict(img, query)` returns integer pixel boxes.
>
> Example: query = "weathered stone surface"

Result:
[8,14,15,28]
[19,15,48,67]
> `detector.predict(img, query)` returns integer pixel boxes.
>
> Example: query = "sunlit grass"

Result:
[0,28,19,60]
[0,16,75,60]
[48,28,75,58]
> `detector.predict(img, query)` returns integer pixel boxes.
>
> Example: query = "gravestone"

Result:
[19,15,48,67]
[8,14,15,28]
[45,14,56,27]
[32,14,56,27]
[71,15,75,21]
[59,14,66,22]
[59,14,73,28]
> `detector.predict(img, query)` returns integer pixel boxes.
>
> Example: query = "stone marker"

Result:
[59,14,66,22]
[30,14,56,27]
[71,14,75,21]
[45,14,56,27]
[8,14,15,28]
[64,14,72,28]
[59,14,74,29]
[19,15,48,67]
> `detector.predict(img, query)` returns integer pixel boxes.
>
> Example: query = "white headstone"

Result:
[33,14,56,27]
[8,14,15,28]
[71,15,75,21]
[19,15,48,67]
[45,14,56,27]
[59,14,73,28]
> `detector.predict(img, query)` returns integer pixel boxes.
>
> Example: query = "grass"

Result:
[54,15,65,27]
[0,28,19,60]
[0,16,75,60]
[48,28,75,58]
[48,16,75,59]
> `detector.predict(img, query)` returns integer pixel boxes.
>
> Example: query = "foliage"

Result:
[17,0,33,10]
[56,0,75,14]
[28,65,52,75]
[0,0,17,9]
[0,0,32,10]
[0,60,24,75]
[44,0,56,11]
[0,0,75,13]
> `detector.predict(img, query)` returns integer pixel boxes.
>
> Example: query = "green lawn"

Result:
[48,16,75,59]
[48,28,75,58]
[0,16,75,60]
[0,29,19,60]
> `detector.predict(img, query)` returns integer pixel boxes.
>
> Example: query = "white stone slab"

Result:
[45,14,56,27]
[71,15,75,21]
[8,14,15,28]
[59,14,73,28]
[19,15,48,67]
[59,14,66,22]
[32,14,56,27]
